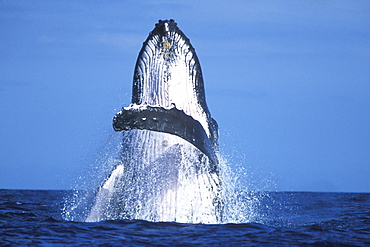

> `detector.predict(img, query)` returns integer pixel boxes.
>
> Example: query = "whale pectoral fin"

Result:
[113,106,218,166]
[86,164,125,222]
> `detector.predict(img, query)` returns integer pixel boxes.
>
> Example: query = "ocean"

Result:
[1,189,369,246]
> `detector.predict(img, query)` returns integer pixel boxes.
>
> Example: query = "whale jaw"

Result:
[114,19,219,167]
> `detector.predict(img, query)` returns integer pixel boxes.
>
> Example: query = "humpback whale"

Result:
[86,20,223,223]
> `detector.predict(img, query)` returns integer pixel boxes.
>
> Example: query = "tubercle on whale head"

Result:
[154,19,178,31]
[150,19,192,54]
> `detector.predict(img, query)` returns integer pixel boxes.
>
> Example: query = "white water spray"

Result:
[85,130,222,224]
[63,131,264,224]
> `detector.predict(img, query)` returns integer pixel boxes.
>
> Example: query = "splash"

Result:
[85,130,221,223]
[63,131,263,224]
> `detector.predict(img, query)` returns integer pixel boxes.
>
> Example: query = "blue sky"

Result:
[1,1,369,192]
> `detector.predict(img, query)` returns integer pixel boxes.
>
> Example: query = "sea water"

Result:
[1,189,369,246]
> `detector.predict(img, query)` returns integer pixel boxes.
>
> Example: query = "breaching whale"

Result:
[86,19,223,223]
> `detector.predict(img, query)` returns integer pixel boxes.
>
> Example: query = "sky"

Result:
[1,1,369,192]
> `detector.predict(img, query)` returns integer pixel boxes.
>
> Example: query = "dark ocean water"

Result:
[1,189,369,246]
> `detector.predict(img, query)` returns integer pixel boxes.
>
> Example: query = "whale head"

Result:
[113,19,219,167]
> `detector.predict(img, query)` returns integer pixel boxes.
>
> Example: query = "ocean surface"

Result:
[1,189,369,246]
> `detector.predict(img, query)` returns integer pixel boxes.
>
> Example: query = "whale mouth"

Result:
[113,19,219,169]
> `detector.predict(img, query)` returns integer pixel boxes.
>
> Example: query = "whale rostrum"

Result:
[113,19,219,172]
